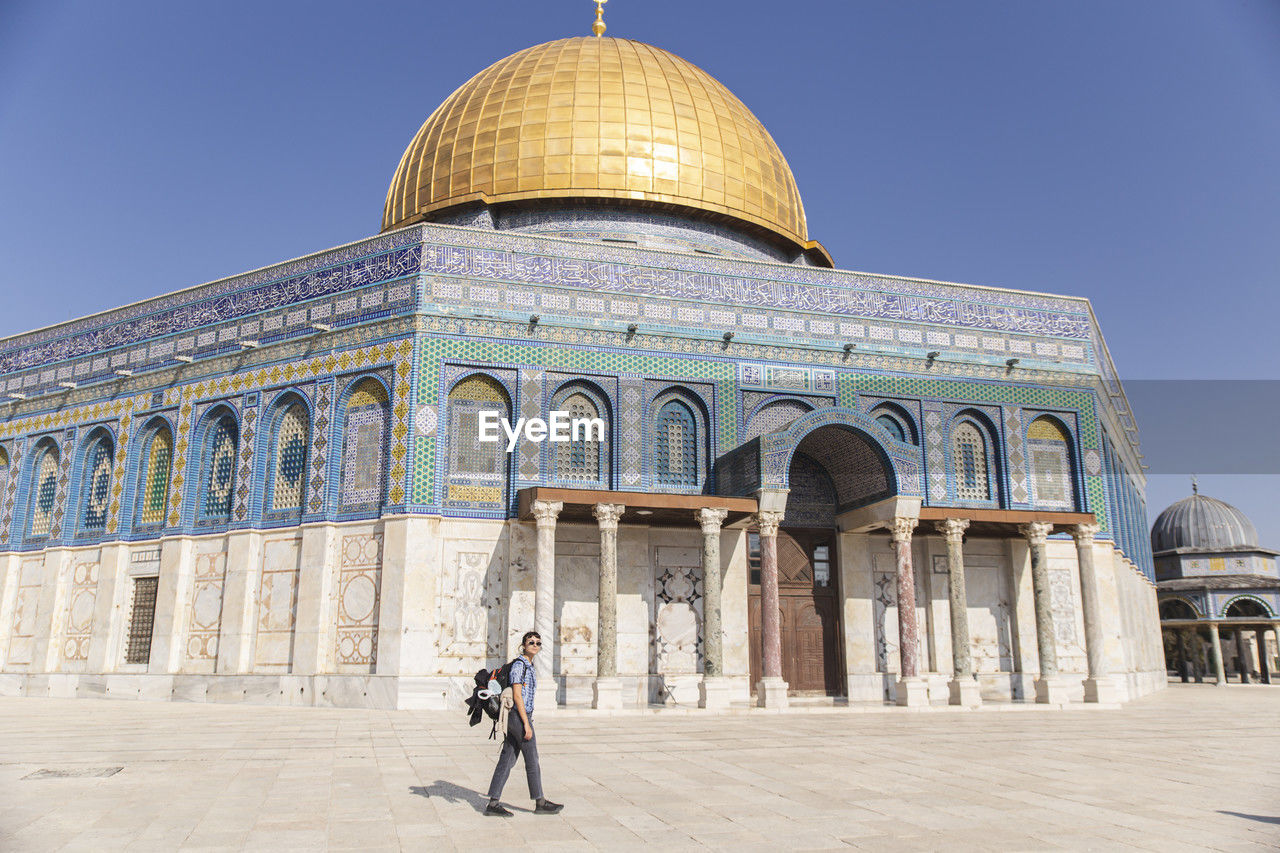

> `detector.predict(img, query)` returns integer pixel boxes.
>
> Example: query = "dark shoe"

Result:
[485,802,513,817]
[534,799,564,814]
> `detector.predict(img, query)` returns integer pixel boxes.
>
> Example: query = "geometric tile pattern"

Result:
[61,557,99,662]
[0,439,24,544]
[308,380,333,514]
[619,377,643,488]
[234,402,257,523]
[1005,406,1027,504]
[105,413,130,534]
[517,369,543,482]
[924,407,946,502]
[48,435,72,540]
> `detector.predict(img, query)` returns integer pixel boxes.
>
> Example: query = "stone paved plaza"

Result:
[0,686,1277,852]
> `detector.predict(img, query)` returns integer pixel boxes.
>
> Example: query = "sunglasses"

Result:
[526,640,542,646]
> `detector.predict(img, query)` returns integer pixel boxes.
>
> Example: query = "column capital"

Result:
[531,499,563,528]
[755,510,785,537]
[592,502,625,531]
[936,517,969,543]
[1018,521,1054,546]
[695,507,729,534]
[1070,522,1100,545]
[890,516,918,544]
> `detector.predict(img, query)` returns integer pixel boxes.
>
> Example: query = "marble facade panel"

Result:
[60,553,100,669]
[437,523,507,673]
[6,556,44,667]
[554,524,600,686]
[254,535,301,671]
[334,530,381,672]
[185,541,227,672]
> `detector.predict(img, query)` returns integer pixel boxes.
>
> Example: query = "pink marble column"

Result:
[890,517,920,678]
[757,511,784,681]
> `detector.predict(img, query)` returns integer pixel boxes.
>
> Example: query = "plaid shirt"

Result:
[510,656,536,717]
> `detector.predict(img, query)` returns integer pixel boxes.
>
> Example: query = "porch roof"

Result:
[516,487,758,528]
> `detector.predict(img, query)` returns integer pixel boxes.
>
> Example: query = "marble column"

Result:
[530,499,562,711]
[755,510,788,709]
[1235,630,1250,683]
[1020,522,1067,704]
[1208,621,1226,686]
[1071,523,1116,702]
[1256,629,1271,685]
[696,508,730,710]
[937,518,979,707]
[892,516,928,707]
[592,502,625,709]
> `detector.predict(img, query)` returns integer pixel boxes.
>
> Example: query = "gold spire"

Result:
[591,0,607,37]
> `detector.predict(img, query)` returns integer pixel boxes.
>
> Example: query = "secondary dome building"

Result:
[1153,487,1279,684]
[0,28,1163,710]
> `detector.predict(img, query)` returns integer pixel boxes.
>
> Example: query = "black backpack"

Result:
[464,658,520,732]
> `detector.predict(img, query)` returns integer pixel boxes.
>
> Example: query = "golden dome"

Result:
[382,37,824,258]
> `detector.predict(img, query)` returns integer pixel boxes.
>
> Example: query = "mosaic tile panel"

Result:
[307,380,333,514]
[0,439,24,544]
[517,369,543,481]
[1004,407,1028,504]
[619,377,643,488]
[105,414,130,534]
[923,407,946,502]
[233,404,256,523]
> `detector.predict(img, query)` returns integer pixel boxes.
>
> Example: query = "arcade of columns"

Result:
[527,498,1122,710]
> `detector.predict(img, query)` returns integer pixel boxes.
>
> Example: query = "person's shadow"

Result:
[410,781,532,814]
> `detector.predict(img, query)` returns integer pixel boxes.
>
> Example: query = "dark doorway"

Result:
[749,528,843,695]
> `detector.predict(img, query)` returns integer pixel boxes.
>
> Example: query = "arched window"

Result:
[554,389,608,484]
[29,441,60,538]
[1027,416,1075,509]
[340,378,389,511]
[271,403,310,512]
[744,400,811,441]
[1225,598,1270,619]
[655,399,698,487]
[137,425,173,527]
[951,421,991,501]
[876,414,906,443]
[79,430,115,532]
[1159,599,1197,620]
[447,374,510,504]
[201,413,238,521]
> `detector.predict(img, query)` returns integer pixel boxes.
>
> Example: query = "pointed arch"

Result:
[1027,415,1077,510]
[551,380,611,486]
[77,427,115,533]
[28,438,60,539]
[197,407,239,523]
[869,402,918,445]
[652,388,707,490]
[136,418,174,527]
[339,376,390,512]
[267,395,311,514]
[445,372,512,505]
[744,398,812,442]
[949,412,999,504]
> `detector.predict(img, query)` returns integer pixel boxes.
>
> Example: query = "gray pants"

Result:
[486,712,542,801]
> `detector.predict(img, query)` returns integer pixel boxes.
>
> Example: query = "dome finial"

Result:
[592,0,607,37]
[1191,475,1198,495]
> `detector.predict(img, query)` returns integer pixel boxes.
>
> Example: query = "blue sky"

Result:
[2,1,1278,544]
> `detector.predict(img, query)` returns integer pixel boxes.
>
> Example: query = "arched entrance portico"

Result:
[748,422,901,697]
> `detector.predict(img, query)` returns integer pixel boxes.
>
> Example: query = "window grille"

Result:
[951,422,990,501]
[655,400,697,486]
[272,404,309,511]
[341,380,388,508]
[203,416,237,519]
[448,376,508,480]
[876,414,907,443]
[81,436,113,531]
[555,392,602,482]
[30,446,59,537]
[748,532,761,586]
[139,428,172,525]
[125,576,159,665]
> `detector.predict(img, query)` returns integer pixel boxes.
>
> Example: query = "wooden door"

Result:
[749,529,842,695]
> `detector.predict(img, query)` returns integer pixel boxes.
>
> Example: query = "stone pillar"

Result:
[592,503,624,710]
[1020,522,1067,704]
[1176,630,1191,682]
[1235,630,1250,683]
[937,518,979,707]
[892,516,928,707]
[1208,621,1226,686]
[531,499,562,711]
[1071,523,1117,702]
[755,510,788,709]
[1256,629,1271,685]
[696,507,730,710]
